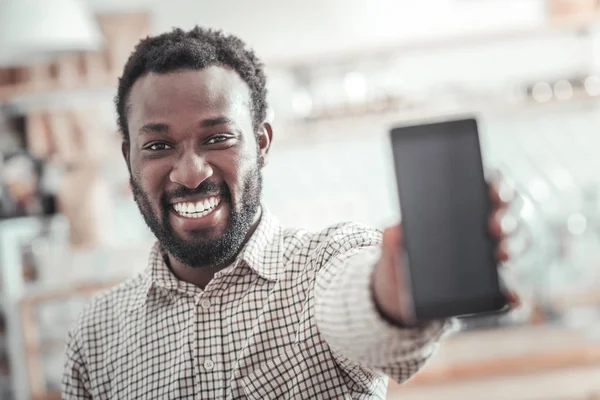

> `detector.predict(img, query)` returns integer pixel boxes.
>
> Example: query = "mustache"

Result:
[162,181,229,203]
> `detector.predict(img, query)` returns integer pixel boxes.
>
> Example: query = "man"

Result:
[63,27,514,399]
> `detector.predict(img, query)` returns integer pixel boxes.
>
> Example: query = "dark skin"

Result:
[122,66,272,288]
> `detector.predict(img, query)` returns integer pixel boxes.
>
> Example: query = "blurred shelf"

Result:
[31,393,60,400]
[389,324,600,389]
[1,84,116,116]
[553,290,600,312]
[269,13,600,69]
[277,92,600,148]
[409,344,600,384]
[0,12,149,118]
[388,365,600,400]
[19,279,123,305]
[24,340,72,355]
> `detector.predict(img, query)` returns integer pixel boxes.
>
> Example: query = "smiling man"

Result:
[62,27,512,399]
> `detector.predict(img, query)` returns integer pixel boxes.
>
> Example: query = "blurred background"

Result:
[1,0,600,399]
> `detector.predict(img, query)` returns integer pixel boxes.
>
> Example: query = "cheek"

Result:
[131,158,169,200]
[215,150,258,197]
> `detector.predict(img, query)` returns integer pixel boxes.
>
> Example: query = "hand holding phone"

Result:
[373,116,513,326]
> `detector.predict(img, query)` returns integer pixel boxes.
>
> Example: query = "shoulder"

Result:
[284,221,382,248]
[68,273,147,346]
[281,221,382,266]
[316,221,382,247]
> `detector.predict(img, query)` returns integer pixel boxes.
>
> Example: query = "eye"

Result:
[205,135,231,145]
[144,142,173,151]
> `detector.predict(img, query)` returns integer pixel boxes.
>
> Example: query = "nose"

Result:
[169,150,213,189]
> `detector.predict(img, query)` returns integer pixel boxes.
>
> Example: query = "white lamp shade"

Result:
[0,0,103,66]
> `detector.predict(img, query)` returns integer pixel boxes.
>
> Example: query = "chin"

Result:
[179,225,227,242]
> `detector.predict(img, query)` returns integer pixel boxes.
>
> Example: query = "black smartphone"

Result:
[389,116,507,324]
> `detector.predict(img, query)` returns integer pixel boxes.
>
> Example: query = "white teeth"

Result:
[173,197,220,218]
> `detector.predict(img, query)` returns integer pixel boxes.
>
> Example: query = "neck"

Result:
[167,207,263,289]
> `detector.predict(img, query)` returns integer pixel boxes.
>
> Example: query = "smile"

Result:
[172,196,221,219]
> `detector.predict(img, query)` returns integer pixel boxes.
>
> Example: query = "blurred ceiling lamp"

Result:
[531,81,553,103]
[344,72,367,103]
[553,79,573,101]
[0,0,103,66]
[584,76,600,96]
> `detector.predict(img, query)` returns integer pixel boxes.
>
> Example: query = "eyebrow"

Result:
[138,117,236,135]
[138,122,169,135]
[200,116,236,128]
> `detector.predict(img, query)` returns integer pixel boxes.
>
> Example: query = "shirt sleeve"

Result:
[314,244,457,384]
[62,330,93,399]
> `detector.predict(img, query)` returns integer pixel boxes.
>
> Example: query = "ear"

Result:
[121,141,130,170]
[257,122,273,167]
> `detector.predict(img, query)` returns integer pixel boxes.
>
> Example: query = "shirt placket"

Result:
[194,289,224,399]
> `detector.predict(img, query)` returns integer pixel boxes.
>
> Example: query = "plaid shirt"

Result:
[62,208,451,399]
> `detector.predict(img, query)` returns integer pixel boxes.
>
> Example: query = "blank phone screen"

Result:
[390,118,503,320]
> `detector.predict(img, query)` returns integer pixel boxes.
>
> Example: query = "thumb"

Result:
[381,224,403,261]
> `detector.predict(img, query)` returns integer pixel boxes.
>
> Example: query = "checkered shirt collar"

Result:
[130,207,283,311]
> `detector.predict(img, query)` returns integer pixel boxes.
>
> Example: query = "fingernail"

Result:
[498,184,515,203]
[501,214,519,235]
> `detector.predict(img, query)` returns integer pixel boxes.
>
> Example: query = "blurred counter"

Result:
[388,324,600,400]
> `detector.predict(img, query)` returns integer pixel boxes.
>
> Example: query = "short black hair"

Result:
[116,26,268,143]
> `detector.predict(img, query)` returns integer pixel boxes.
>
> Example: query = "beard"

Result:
[130,167,262,269]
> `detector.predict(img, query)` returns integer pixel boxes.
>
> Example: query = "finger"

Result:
[382,224,403,257]
[487,169,516,210]
[487,168,503,183]
[495,241,510,263]
[488,184,505,210]
[505,290,521,307]
[488,211,505,242]
[500,213,520,238]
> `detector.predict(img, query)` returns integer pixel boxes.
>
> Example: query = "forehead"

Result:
[127,66,252,130]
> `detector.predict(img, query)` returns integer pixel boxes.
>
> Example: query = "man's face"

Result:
[124,66,271,268]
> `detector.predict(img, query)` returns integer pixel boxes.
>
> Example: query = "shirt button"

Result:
[200,299,211,309]
[204,359,215,370]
